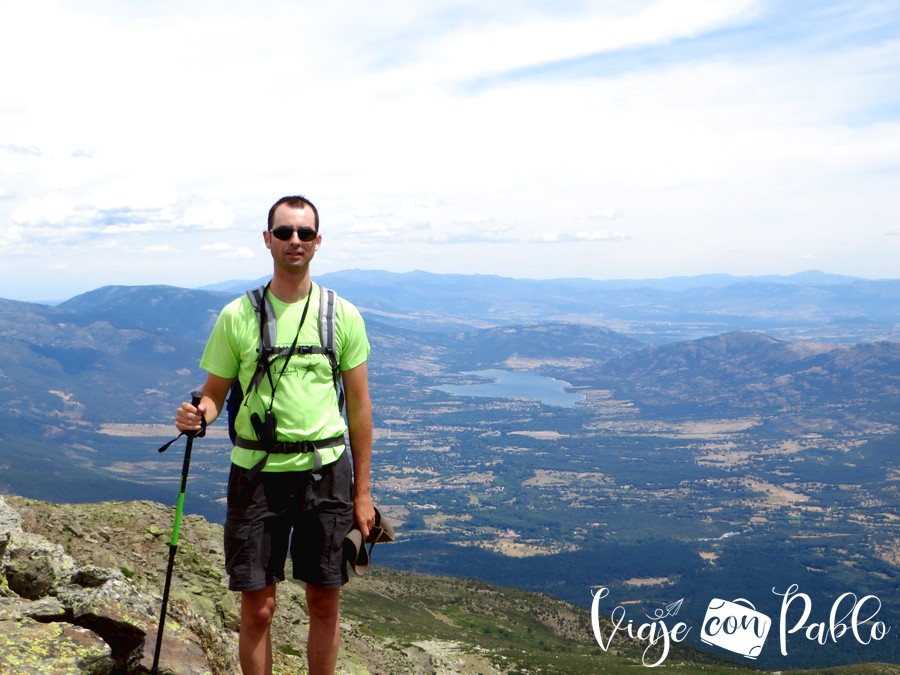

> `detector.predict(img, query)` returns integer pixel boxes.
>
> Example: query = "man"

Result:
[175,195,375,675]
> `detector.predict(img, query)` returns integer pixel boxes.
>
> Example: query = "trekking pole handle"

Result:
[188,390,206,437]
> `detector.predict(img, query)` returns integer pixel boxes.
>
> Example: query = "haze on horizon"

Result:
[1,1,899,303]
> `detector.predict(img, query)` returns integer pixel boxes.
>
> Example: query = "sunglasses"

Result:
[270,226,318,242]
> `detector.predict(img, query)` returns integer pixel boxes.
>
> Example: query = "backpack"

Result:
[226,282,344,444]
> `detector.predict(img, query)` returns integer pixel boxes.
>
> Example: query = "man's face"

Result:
[264,204,321,271]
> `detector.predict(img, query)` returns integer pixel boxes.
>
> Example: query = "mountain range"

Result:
[1,270,898,670]
[206,269,900,342]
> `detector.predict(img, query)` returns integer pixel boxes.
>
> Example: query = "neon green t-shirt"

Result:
[200,282,370,471]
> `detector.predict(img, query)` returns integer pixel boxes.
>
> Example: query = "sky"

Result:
[1,0,899,302]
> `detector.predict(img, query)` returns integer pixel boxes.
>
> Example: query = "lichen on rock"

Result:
[0,495,221,674]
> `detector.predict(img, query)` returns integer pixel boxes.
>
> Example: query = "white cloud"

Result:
[369,0,762,87]
[452,214,491,225]
[591,209,624,220]
[201,242,255,260]
[354,205,395,219]
[101,222,159,235]
[183,202,237,231]
[569,230,628,242]
[147,244,177,254]
[1,0,899,300]
[0,144,42,157]
[11,192,79,226]
[86,180,179,213]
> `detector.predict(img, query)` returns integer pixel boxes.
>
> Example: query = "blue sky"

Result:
[1,0,898,301]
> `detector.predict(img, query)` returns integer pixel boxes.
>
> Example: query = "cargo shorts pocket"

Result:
[223,464,277,590]
[223,519,254,577]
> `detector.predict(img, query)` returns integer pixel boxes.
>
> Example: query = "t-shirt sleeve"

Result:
[199,298,243,379]
[336,298,370,372]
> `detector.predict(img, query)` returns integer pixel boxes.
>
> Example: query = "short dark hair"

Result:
[267,195,320,232]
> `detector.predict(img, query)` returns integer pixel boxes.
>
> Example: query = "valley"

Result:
[0,270,898,670]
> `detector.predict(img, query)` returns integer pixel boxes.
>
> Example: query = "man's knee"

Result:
[306,585,340,623]
[242,586,277,630]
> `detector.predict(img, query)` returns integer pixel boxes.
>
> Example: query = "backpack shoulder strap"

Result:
[227,283,271,444]
[318,285,337,354]
[247,283,275,347]
[316,284,345,413]
[246,283,276,393]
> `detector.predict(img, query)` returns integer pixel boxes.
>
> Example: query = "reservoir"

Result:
[434,369,584,408]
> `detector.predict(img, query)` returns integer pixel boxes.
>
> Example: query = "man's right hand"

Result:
[175,399,206,434]
[174,373,233,434]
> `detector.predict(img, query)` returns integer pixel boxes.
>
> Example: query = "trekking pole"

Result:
[152,390,204,675]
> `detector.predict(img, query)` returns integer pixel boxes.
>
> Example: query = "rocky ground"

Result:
[0,495,517,674]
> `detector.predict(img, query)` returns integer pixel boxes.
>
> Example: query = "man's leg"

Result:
[306,584,341,675]
[240,585,277,675]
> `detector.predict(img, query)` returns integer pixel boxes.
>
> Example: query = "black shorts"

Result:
[223,450,354,591]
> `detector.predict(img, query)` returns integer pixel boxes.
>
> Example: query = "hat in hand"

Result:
[343,507,396,576]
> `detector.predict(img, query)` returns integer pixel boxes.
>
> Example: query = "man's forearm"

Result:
[347,404,373,496]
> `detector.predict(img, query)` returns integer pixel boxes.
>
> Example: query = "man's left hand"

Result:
[354,492,376,541]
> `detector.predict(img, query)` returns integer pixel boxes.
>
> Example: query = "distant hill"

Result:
[584,331,900,415]
[200,268,864,293]
[440,322,644,371]
[57,284,235,334]
[1,276,898,492]
[201,269,900,342]
[0,281,648,509]
[0,282,644,426]
[0,287,229,425]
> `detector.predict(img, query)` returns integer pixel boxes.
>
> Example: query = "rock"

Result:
[0,616,115,674]
[66,520,86,538]
[142,619,214,675]
[4,530,76,600]
[72,564,115,588]
[0,496,221,674]
[0,494,455,675]
[2,595,66,622]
